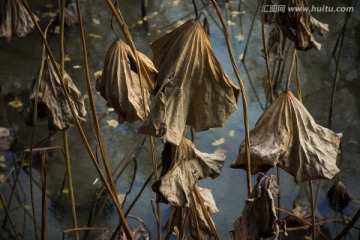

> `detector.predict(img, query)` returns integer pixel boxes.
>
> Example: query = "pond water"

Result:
[0,0,360,239]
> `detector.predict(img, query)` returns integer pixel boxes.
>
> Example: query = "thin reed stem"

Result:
[194,185,219,240]
[190,203,201,239]
[60,1,79,239]
[335,208,360,240]
[0,194,20,240]
[294,51,302,102]
[309,180,316,240]
[242,0,261,62]
[192,0,199,19]
[261,0,274,102]
[20,2,133,238]
[285,49,296,92]
[210,0,252,195]
[40,152,47,240]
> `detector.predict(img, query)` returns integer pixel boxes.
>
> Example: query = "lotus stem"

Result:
[194,185,220,240]
[242,0,261,63]
[294,51,302,102]
[192,0,199,20]
[179,208,191,240]
[122,156,137,206]
[165,208,175,240]
[105,2,162,239]
[210,0,252,195]
[285,49,296,92]
[335,208,360,240]
[60,1,79,238]
[190,203,201,239]
[20,2,133,238]
[40,152,47,240]
[261,0,274,102]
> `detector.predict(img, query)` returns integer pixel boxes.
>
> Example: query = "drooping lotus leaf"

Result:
[50,7,78,28]
[231,91,341,183]
[138,19,240,146]
[152,137,225,207]
[96,39,157,123]
[0,0,38,41]
[169,186,219,240]
[25,57,86,130]
[266,0,329,61]
[230,173,285,240]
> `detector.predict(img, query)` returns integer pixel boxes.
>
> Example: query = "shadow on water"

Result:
[0,0,360,239]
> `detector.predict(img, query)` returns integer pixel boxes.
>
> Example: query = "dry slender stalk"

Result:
[104,2,161,239]
[261,0,274,102]
[335,209,360,240]
[75,0,118,199]
[285,49,296,91]
[294,52,302,102]
[0,194,20,239]
[60,1,79,239]
[122,157,137,206]
[190,204,201,239]
[194,185,219,240]
[309,180,316,240]
[210,0,252,195]
[165,208,175,240]
[40,152,47,240]
[19,2,133,238]
[242,0,261,62]
[179,208,191,240]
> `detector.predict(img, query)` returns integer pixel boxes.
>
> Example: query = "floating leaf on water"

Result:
[176,20,185,26]
[89,33,102,39]
[82,94,89,100]
[72,65,82,69]
[152,137,225,207]
[92,17,100,25]
[23,205,32,210]
[214,148,227,154]
[227,20,236,26]
[137,20,143,25]
[149,23,157,28]
[229,130,235,137]
[53,26,60,34]
[62,188,69,194]
[0,155,5,162]
[0,163,6,169]
[107,119,119,128]
[231,91,341,183]
[0,173,5,183]
[92,178,99,185]
[173,0,180,6]
[239,53,244,61]
[107,108,114,112]
[138,20,239,145]
[41,11,57,18]
[212,137,225,146]
[45,3,55,8]
[94,70,102,79]
[9,96,23,108]
[64,54,71,62]
[235,33,244,42]
[117,194,125,205]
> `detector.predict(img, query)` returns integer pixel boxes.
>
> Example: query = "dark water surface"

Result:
[0,0,359,239]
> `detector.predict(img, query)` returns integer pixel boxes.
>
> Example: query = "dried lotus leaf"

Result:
[50,7,78,28]
[230,173,284,240]
[138,19,240,146]
[25,57,86,130]
[169,187,219,240]
[152,137,225,207]
[0,0,38,41]
[96,39,157,123]
[231,91,341,183]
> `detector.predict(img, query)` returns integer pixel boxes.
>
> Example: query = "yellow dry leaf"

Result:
[92,18,101,25]
[82,94,89,100]
[173,0,180,6]
[212,137,225,146]
[214,148,227,154]
[227,20,236,26]
[89,33,102,39]
[107,108,115,113]
[73,65,82,69]
[236,33,244,42]
[9,96,23,108]
[0,155,5,162]
[177,20,185,26]
[107,119,119,128]
[0,173,4,182]
[239,53,244,61]
[62,188,69,194]
[117,194,125,204]
[137,20,143,25]
[94,70,102,79]
[64,54,71,62]
[229,130,235,137]
[54,26,60,34]
[41,11,57,18]
[23,205,32,210]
